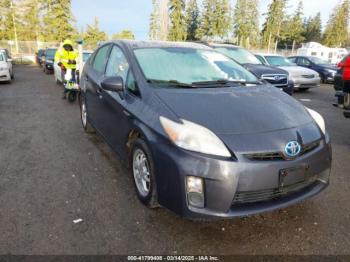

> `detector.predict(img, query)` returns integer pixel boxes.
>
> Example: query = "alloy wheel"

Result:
[132,149,151,197]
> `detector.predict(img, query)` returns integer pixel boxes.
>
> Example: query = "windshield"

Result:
[134,47,258,86]
[214,47,262,65]
[46,49,57,58]
[83,52,92,62]
[308,57,330,65]
[265,56,295,66]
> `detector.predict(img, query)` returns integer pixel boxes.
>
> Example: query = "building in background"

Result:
[297,42,348,64]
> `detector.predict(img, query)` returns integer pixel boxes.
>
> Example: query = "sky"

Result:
[72,0,339,40]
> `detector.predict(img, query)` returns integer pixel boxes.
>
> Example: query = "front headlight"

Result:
[160,116,231,157]
[326,69,336,74]
[306,108,326,135]
[0,67,7,71]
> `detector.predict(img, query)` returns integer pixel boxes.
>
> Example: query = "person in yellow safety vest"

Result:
[55,39,79,99]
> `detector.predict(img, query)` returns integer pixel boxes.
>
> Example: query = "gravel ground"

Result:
[0,65,349,255]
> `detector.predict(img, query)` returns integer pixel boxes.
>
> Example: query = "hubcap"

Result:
[81,101,87,127]
[132,149,151,197]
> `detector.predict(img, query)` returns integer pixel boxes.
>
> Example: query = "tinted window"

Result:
[105,45,130,81]
[92,45,110,74]
[288,57,297,63]
[299,58,311,66]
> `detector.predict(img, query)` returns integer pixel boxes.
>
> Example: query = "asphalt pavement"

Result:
[0,65,349,255]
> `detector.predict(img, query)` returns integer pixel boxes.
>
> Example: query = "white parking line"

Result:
[300,99,312,102]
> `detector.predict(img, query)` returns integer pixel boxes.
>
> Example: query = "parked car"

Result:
[0,52,12,83]
[0,48,14,80]
[36,49,45,65]
[54,50,93,84]
[256,54,320,91]
[206,43,293,95]
[42,48,57,74]
[79,40,331,219]
[288,56,338,83]
[334,55,350,109]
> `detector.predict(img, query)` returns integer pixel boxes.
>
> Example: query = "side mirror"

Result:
[101,76,124,93]
[7,58,12,62]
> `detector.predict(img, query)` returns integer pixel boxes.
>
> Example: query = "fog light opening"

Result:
[186,176,205,208]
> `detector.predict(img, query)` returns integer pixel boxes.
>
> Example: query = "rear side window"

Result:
[299,58,311,66]
[92,45,110,74]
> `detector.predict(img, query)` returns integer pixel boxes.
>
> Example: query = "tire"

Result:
[344,93,350,110]
[130,139,158,208]
[79,94,95,133]
[67,91,77,103]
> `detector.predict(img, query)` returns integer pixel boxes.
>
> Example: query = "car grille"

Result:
[261,74,288,87]
[245,140,320,161]
[302,74,315,79]
[232,179,318,205]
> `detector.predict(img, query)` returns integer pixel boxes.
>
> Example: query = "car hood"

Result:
[243,64,288,78]
[0,61,8,67]
[278,66,318,77]
[320,65,337,71]
[155,85,313,135]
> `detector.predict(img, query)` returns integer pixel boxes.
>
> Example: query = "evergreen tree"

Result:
[149,0,160,40]
[233,0,260,47]
[42,0,77,42]
[185,0,199,40]
[279,1,304,51]
[261,0,287,51]
[302,13,322,43]
[0,0,17,40]
[83,17,108,48]
[323,0,350,47]
[168,0,187,41]
[18,0,41,41]
[112,30,135,40]
[197,0,231,40]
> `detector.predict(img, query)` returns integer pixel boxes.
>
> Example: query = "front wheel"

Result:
[67,91,77,103]
[79,94,95,133]
[131,139,158,208]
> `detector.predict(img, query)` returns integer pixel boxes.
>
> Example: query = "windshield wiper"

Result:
[192,79,262,87]
[147,79,195,88]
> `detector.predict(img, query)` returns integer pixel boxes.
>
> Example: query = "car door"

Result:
[97,45,138,155]
[84,44,112,131]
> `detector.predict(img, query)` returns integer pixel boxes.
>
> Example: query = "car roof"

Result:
[106,40,212,50]
[206,43,241,49]
[256,53,283,57]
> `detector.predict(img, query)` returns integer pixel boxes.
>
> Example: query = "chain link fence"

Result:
[0,40,60,64]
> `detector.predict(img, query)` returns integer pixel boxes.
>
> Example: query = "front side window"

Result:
[0,54,4,61]
[214,47,262,65]
[92,45,110,74]
[46,49,57,59]
[134,47,258,86]
[265,56,295,66]
[126,71,140,96]
[299,58,311,66]
[105,46,130,82]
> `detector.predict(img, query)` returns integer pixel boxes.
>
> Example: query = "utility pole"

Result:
[10,0,19,54]
[159,0,169,41]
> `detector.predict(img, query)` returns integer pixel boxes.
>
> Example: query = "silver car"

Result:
[256,54,321,91]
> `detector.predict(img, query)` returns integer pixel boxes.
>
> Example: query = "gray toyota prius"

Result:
[79,40,332,219]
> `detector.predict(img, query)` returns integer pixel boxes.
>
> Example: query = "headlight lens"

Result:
[160,116,231,157]
[306,108,326,135]
[0,67,7,71]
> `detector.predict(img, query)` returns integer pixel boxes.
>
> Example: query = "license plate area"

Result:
[279,165,309,189]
